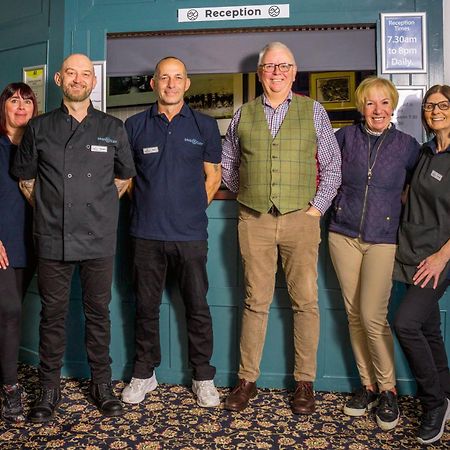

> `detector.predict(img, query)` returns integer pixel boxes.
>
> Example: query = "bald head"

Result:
[60,53,94,73]
[55,53,97,103]
[153,56,188,79]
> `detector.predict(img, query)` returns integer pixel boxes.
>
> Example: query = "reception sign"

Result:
[381,12,427,73]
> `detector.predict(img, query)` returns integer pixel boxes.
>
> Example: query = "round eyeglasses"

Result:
[422,101,450,112]
[259,63,294,73]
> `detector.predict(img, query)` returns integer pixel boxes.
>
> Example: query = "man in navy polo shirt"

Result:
[122,57,222,407]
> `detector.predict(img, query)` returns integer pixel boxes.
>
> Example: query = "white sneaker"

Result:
[122,374,158,404]
[192,379,220,407]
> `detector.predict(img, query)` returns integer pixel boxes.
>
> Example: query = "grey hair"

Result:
[257,42,296,67]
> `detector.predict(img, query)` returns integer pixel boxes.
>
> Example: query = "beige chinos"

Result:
[328,231,397,391]
[237,205,321,383]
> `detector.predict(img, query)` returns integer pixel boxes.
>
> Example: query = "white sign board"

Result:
[178,4,289,23]
[91,60,106,112]
[392,86,426,143]
[23,65,47,115]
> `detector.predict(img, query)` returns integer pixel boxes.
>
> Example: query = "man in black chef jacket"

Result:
[12,53,136,422]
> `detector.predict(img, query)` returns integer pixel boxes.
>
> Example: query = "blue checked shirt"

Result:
[222,92,342,214]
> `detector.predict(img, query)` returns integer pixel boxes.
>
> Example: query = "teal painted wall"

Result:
[0,0,447,394]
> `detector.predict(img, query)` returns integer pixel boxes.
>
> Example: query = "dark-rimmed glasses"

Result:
[422,101,450,112]
[259,63,294,73]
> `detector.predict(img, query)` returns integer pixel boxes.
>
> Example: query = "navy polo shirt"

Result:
[125,103,222,241]
[0,135,33,267]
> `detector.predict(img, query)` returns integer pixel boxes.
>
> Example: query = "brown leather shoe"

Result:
[292,381,315,414]
[224,379,257,411]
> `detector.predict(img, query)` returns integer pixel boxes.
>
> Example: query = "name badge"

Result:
[143,147,159,154]
[91,145,108,153]
[431,170,443,181]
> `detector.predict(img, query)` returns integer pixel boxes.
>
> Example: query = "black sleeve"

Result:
[114,122,136,179]
[10,123,38,179]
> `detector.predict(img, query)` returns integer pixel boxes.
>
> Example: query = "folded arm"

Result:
[19,178,36,206]
[114,177,133,198]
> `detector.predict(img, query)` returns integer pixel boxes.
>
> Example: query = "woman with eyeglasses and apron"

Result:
[394,84,450,445]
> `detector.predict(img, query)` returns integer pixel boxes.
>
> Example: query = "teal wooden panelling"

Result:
[0,0,444,395]
[0,43,48,88]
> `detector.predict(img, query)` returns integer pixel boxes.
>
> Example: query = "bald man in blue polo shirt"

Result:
[122,57,222,407]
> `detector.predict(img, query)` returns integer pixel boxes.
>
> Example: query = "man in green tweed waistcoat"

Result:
[222,42,341,414]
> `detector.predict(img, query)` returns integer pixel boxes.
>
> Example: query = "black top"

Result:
[0,134,33,267]
[11,102,136,261]
[394,139,450,286]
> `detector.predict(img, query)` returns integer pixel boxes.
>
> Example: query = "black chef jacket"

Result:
[11,102,136,261]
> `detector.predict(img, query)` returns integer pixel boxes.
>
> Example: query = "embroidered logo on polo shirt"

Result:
[431,170,443,181]
[97,136,118,144]
[143,147,159,154]
[184,138,204,146]
[91,145,108,152]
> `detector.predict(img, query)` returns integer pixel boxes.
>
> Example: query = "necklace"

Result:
[367,128,390,180]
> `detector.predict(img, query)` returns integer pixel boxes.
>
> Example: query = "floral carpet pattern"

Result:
[1,365,449,449]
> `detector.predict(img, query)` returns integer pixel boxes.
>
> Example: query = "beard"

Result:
[62,83,92,102]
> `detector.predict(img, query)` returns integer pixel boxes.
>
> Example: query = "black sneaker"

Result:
[376,390,400,430]
[1,384,25,423]
[343,387,378,416]
[417,399,450,445]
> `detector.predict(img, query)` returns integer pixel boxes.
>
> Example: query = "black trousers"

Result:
[394,280,450,410]
[37,256,114,387]
[132,238,216,381]
[0,265,35,385]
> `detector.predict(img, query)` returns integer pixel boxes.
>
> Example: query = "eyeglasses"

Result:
[259,63,294,73]
[422,101,450,112]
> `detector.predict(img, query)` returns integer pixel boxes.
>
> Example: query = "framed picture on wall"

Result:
[186,73,243,136]
[309,71,356,110]
[107,75,156,108]
[331,120,354,130]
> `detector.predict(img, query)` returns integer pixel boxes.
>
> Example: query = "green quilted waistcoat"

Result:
[237,94,318,214]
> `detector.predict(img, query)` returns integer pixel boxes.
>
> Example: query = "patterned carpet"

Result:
[1,365,449,449]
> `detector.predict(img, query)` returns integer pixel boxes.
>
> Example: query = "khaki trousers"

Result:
[237,205,321,382]
[328,232,397,391]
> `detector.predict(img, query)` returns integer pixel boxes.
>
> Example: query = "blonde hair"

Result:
[355,77,399,113]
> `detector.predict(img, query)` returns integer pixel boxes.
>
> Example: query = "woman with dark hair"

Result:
[394,84,450,445]
[0,82,37,423]
[328,77,420,430]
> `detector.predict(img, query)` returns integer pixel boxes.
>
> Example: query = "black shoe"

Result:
[343,387,378,417]
[89,382,123,417]
[29,386,61,423]
[1,384,25,423]
[417,399,450,444]
[376,390,400,430]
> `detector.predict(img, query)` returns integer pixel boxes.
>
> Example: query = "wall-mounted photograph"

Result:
[185,73,238,119]
[310,71,356,110]
[331,120,355,130]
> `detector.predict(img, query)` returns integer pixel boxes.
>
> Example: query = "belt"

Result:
[268,205,281,216]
